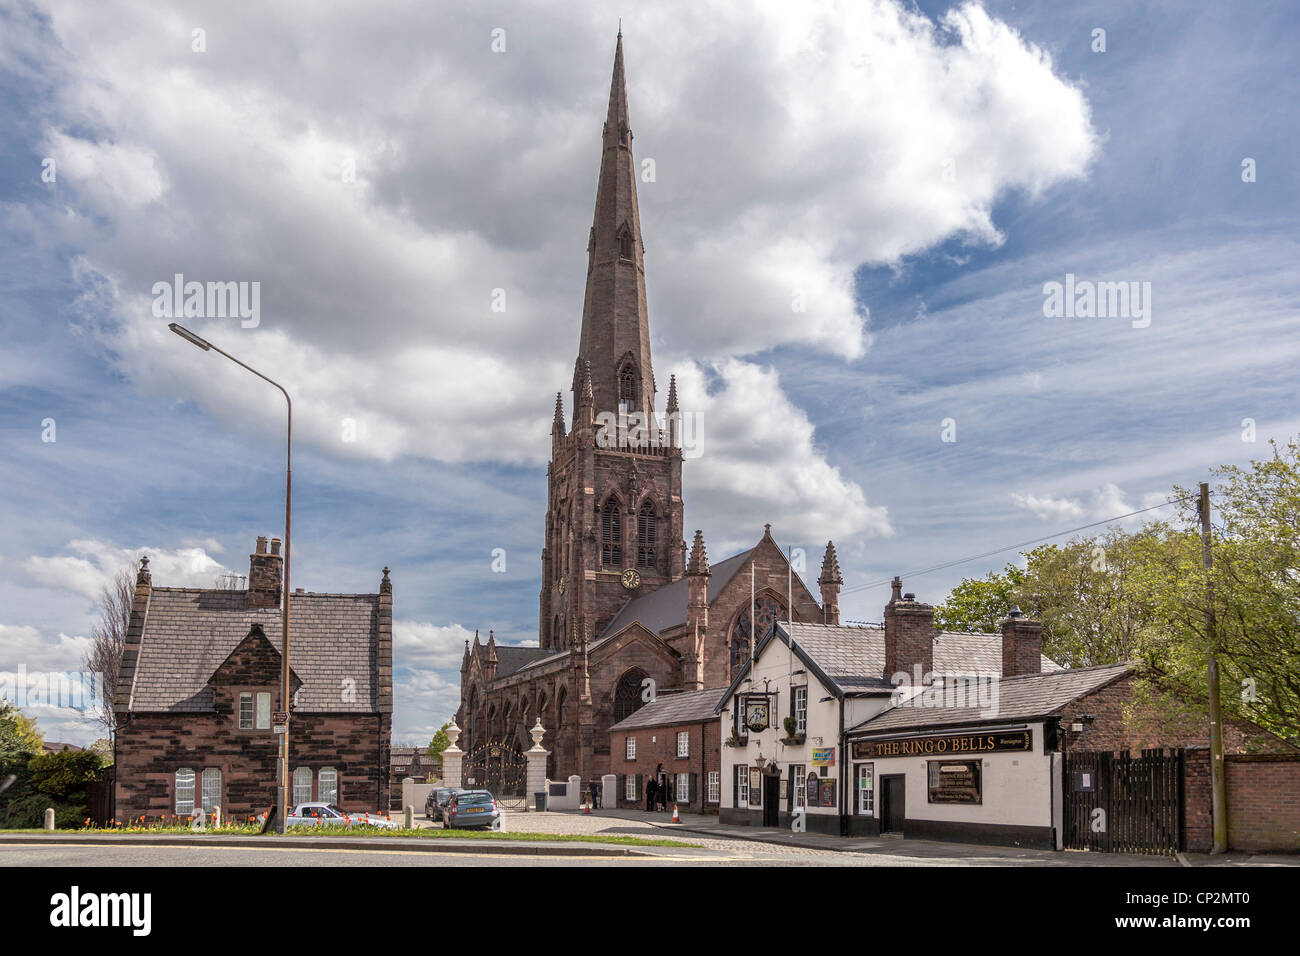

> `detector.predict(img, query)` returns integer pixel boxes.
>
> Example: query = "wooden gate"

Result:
[1063,749,1182,854]
[86,765,115,827]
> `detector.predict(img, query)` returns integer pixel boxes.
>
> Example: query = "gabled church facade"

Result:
[456,34,846,782]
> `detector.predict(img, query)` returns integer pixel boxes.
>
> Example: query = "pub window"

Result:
[626,736,636,760]
[175,768,195,815]
[735,766,749,808]
[792,763,807,809]
[731,705,748,742]
[707,771,720,804]
[293,766,313,805]
[794,685,808,736]
[857,763,875,814]
[201,768,222,813]
[319,767,339,805]
[676,731,689,758]
[927,760,982,805]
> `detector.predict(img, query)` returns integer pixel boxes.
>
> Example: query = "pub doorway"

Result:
[762,775,780,827]
[881,775,906,835]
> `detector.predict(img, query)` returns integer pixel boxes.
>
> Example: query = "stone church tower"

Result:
[539,31,685,652]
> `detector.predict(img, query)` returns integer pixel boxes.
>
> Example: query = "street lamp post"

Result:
[169,322,292,834]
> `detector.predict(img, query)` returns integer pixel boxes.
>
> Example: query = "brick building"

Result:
[388,747,441,809]
[113,538,393,821]
[607,687,724,813]
[456,34,840,784]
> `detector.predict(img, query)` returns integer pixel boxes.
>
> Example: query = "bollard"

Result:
[191,807,206,832]
[404,805,414,828]
[211,805,221,829]
[44,807,55,831]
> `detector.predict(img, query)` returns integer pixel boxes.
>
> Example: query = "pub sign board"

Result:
[811,747,835,767]
[851,729,1031,760]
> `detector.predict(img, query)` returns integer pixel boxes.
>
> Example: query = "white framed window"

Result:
[255,691,271,729]
[625,774,637,800]
[625,736,636,760]
[238,693,254,729]
[676,774,689,802]
[857,763,875,814]
[707,771,720,804]
[792,763,807,809]
[794,685,808,735]
[201,768,221,812]
[175,768,195,815]
[676,731,689,758]
[293,767,312,805]
[736,766,749,808]
[319,767,338,805]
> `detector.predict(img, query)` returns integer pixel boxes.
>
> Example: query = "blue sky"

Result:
[1,0,1296,746]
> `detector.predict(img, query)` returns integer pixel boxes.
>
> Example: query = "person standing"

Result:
[656,763,668,811]
[645,775,657,812]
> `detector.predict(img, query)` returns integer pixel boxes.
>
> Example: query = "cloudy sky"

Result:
[1,0,1296,746]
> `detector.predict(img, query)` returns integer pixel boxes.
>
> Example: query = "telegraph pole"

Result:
[1199,481,1227,854]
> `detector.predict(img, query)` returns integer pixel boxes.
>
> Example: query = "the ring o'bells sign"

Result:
[851,729,1032,760]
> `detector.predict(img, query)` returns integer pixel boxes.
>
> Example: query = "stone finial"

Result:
[580,361,594,405]
[666,374,679,413]
[530,719,546,749]
[687,529,710,576]
[819,541,843,585]
[444,721,461,750]
[890,576,903,603]
[380,566,392,594]
[136,555,152,587]
[486,630,498,661]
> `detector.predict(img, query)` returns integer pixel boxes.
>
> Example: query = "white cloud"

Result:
[24,539,229,600]
[393,620,476,670]
[0,623,91,672]
[1009,492,1084,522]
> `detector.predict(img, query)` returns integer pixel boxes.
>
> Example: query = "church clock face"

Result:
[620,568,641,590]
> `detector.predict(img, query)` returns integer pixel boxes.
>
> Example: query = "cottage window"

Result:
[707,771,720,804]
[626,736,636,760]
[293,767,312,805]
[676,731,689,758]
[175,768,195,815]
[625,774,637,801]
[676,774,689,802]
[857,763,875,814]
[794,685,808,736]
[239,691,272,730]
[201,768,221,813]
[319,767,339,805]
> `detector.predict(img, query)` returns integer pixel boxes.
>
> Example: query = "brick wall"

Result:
[608,718,720,813]
[1182,747,1212,852]
[1225,755,1300,852]
[115,711,390,822]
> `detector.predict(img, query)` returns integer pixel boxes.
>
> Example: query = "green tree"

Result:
[427,722,452,759]
[0,698,43,766]
[934,562,1025,633]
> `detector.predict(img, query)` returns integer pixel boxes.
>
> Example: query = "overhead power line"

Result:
[840,492,1203,596]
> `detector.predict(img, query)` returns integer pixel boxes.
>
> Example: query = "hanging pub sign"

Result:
[851,729,1031,760]
[811,747,835,767]
[743,695,771,733]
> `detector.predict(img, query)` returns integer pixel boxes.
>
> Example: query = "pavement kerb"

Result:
[0,832,645,857]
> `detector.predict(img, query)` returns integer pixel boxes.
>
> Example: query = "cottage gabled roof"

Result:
[847,662,1134,735]
[125,587,386,714]
[609,686,728,732]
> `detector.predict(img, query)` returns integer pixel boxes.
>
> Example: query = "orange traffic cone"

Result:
[671,804,680,823]
[583,800,591,814]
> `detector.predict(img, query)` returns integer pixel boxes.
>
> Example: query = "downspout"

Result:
[839,691,847,837]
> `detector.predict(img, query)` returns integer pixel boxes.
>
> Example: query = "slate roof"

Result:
[493,645,551,677]
[597,548,755,640]
[127,587,383,714]
[609,687,728,732]
[847,662,1134,734]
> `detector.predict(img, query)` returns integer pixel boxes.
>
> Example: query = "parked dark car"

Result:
[443,790,500,830]
[425,787,463,822]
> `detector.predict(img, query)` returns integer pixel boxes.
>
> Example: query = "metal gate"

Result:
[1063,749,1182,854]
[464,741,529,810]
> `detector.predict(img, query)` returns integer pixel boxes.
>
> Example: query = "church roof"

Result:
[609,686,727,732]
[598,547,755,640]
[847,662,1134,735]
[493,645,551,677]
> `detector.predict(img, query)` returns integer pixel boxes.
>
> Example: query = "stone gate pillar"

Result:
[526,719,549,812]
[441,721,464,789]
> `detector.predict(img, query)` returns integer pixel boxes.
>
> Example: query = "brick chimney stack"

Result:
[247,536,283,609]
[883,578,934,680]
[1000,607,1043,677]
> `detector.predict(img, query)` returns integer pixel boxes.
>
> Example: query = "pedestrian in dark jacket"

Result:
[656,764,668,811]
[645,777,657,812]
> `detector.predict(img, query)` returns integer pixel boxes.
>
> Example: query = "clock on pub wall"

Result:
[620,568,641,590]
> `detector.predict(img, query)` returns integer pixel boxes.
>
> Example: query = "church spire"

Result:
[574,32,655,424]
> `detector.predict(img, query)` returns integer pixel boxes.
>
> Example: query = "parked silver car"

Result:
[442,790,500,829]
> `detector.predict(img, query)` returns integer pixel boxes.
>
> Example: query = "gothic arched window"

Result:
[613,668,649,724]
[618,363,636,414]
[728,595,785,678]
[636,502,657,569]
[618,228,633,260]
[600,499,622,568]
